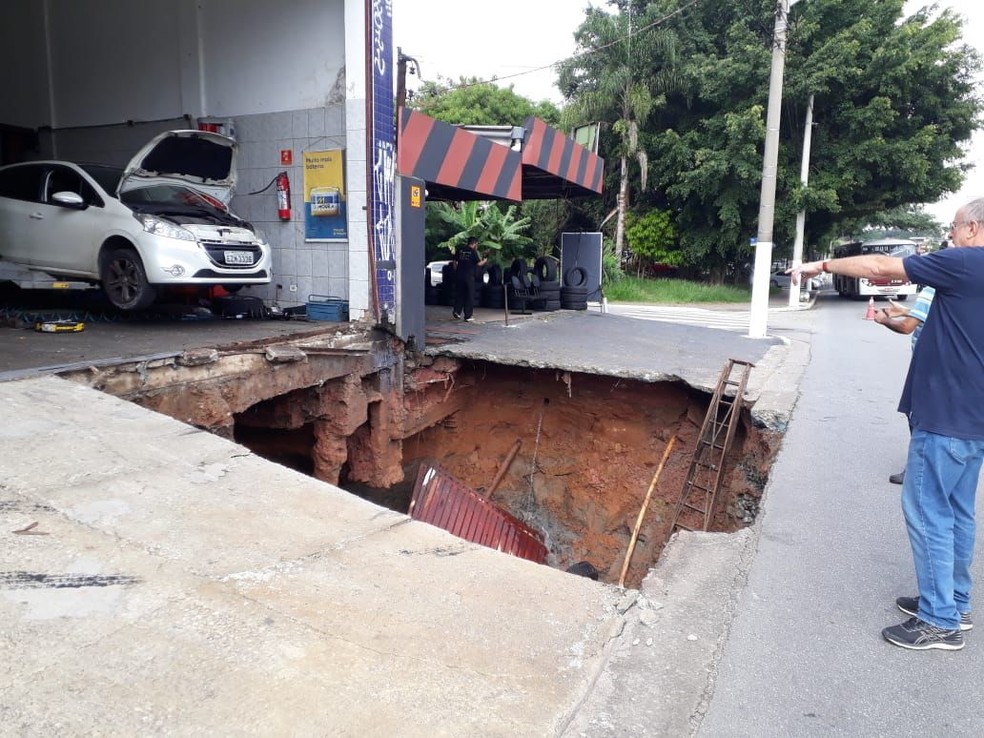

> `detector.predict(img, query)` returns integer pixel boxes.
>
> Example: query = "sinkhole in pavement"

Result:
[230,361,777,588]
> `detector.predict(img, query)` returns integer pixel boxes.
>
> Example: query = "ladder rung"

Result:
[667,359,751,544]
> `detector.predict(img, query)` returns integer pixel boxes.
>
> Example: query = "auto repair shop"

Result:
[0,0,601,346]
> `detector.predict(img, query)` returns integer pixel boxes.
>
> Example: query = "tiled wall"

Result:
[232,104,352,310]
[44,104,366,314]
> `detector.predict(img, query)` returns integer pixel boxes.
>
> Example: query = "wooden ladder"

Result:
[668,359,753,539]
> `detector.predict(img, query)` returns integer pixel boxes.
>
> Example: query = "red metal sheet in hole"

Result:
[409,463,547,564]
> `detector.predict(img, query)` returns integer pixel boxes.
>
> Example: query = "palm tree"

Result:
[558,3,678,261]
[428,201,533,265]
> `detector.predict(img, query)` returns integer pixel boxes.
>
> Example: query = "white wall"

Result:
[0,0,369,315]
[200,0,347,116]
[46,0,185,128]
[0,1,52,128]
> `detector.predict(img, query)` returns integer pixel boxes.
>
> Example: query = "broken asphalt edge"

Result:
[561,306,811,737]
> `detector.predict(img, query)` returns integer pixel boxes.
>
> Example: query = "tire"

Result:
[537,280,561,301]
[534,256,558,283]
[487,263,503,286]
[101,247,156,310]
[895,294,908,302]
[564,266,587,288]
[560,286,588,301]
[214,295,264,319]
[481,286,505,309]
[770,279,780,288]
[510,258,528,278]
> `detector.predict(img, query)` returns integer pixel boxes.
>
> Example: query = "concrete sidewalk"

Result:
[0,303,816,736]
[1,376,630,735]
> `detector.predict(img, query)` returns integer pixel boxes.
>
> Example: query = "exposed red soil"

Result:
[398,364,774,587]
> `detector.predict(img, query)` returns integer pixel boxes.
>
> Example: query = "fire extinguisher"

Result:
[276,172,291,220]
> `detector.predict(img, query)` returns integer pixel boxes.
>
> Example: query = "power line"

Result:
[423,0,699,95]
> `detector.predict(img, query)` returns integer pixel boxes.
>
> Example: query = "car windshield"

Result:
[889,245,916,258]
[80,164,124,197]
[120,183,226,216]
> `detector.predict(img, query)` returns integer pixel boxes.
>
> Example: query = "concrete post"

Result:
[789,94,814,307]
[749,0,792,338]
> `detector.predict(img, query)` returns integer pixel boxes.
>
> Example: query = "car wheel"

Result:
[770,279,780,288]
[101,247,157,310]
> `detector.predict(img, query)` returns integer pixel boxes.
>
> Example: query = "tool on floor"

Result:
[667,359,753,541]
[618,435,677,587]
[34,320,85,333]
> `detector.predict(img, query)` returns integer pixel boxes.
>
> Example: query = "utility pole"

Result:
[748,0,793,338]
[788,93,813,307]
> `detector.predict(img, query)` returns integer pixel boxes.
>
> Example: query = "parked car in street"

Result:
[427,259,451,286]
[0,130,271,310]
[769,269,823,291]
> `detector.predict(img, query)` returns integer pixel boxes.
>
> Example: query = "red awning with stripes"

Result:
[398,108,523,202]
[397,109,603,202]
[521,116,604,199]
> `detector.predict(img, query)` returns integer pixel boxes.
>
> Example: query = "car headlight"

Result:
[134,213,195,241]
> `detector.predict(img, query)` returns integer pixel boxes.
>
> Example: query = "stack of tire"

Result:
[424,267,440,305]
[561,266,589,310]
[439,263,455,306]
[533,256,561,312]
[481,264,505,309]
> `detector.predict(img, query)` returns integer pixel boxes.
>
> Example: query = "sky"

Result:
[393,0,983,224]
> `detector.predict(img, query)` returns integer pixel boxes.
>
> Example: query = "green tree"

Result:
[428,201,533,265]
[625,209,678,275]
[558,3,679,261]
[410,76,560,126]
[839,205,945,245]
[632,0,980,280]
[520,199,572,258]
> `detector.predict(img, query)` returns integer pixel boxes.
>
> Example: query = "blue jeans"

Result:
[902,430,984,629]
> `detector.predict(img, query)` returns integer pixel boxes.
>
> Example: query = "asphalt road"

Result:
[699,293,984,737]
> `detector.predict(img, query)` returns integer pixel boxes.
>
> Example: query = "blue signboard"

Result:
[368,0,396,325]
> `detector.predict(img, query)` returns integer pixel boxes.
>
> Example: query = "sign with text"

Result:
[303,150,347,241]
[367,0,396,324]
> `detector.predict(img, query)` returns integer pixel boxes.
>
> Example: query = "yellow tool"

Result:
[34,320,85,333]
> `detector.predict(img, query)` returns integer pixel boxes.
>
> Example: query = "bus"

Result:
[831,238,919,300]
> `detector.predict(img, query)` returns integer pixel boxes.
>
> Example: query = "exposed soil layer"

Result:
[233,361,778,588]
[398,363,775,586]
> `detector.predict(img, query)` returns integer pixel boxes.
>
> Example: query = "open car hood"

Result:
[119,129,238,204]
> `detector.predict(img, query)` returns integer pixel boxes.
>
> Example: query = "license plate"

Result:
[224,250,254,265]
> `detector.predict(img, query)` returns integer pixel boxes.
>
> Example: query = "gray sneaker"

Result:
[883,616,964,651]
[897,596,972,631]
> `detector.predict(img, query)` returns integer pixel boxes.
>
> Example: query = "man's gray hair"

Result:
[963,198,984,222]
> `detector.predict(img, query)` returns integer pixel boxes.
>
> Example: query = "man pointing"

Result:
[791,198,984,651]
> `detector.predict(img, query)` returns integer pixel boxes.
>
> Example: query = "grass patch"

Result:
[604,276,753,304]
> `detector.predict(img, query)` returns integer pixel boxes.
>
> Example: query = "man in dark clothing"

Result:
[452,236,487,322]
[791,198,984,651]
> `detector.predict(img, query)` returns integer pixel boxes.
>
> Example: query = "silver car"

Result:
[0,130,271,310]
[770,269,823,291]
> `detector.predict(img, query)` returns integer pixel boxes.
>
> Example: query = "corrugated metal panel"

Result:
[409,463,548,564]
